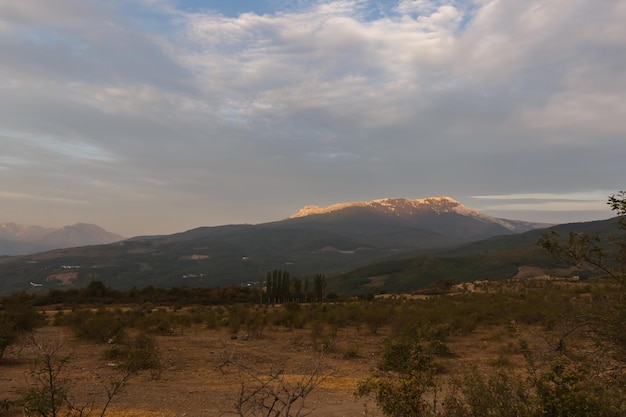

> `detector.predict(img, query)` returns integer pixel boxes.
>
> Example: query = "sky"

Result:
[1,0,624,237]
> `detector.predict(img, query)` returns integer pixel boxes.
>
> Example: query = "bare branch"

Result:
[219,352,331,417]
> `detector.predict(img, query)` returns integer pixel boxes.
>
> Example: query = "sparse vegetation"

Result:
[354,191,626,417]
[0,276,623,415]
[19,333,135,417]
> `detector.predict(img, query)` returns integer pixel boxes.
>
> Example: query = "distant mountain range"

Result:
[0,196,556,294]
[0,223,125,256]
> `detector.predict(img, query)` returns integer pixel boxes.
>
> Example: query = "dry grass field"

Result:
[0,314,537,417]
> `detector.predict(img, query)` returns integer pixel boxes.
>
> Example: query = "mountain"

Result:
[288,196,549,236]
[0,223,125,256]
[0,223,55,242]
[0,196,549,294]
[39,224,125,248]
[330,217,622,295]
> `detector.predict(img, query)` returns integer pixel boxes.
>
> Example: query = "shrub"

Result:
[342,347,360,359]
[444,366,531,417]
[66,309,125,343]
[0,316,16,363]
[121,333,162,376]
[0,399,11,414]
[135,309,175,335]
[357,336,438,417]
[533,357,624,417]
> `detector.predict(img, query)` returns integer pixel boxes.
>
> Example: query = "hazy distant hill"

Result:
[0,223,126,256]
[0,196,550,294]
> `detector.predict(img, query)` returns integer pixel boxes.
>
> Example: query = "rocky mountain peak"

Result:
[288,196,550,233]
[289,196,472,218]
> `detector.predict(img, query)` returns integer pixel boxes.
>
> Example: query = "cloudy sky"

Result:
[1,0,624,237]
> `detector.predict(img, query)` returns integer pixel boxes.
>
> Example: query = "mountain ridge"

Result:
[0,222,126,256]
[290,196,474,218]
[288,196,551,234]
[0,195,556,294]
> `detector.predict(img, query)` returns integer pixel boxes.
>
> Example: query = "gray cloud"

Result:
[0,0,623,235]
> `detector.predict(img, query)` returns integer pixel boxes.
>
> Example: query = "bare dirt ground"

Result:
[1,324,383,417]
[1,321,534,417]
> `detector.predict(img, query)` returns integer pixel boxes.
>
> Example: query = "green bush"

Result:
[105,332,162,377]
[357,335,438,417]
[342,347,360,359]
[0,399,11,414]
[134,309,175,335]
[66,309,125,343]
[444,367,531,417]
[0,316,16,363]
[533,357,624,417]
[1,305,46,363]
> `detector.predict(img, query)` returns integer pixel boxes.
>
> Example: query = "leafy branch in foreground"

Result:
[538,191,626,287]
[538,191,626,359]
[534,191,626,413]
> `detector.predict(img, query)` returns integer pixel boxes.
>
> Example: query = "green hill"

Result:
[329,218,622,294]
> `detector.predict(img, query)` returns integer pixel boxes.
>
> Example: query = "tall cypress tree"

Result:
[314,274,326,303]
[303,277,309,303]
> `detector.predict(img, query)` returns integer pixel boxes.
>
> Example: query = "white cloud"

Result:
[469,191,616,221]
[0,0,624,234]
[168,1,471,131]
[471,191,616,201]
[482,201,608,212]
[0,192,88,205]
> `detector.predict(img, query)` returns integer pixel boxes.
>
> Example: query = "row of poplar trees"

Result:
[264,269,326,304]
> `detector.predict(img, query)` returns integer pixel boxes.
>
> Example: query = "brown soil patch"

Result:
[1,320,543,417]
[45,272,80,285]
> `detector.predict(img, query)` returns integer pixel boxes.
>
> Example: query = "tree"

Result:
[539,190,626,288]
[266,270,293,304]
[535,190,626,414]
[303,278,309,303]
[265,272,272,305]
[20,336,73,417]
[313,274,326,303]
[290,276,302,303]
[83,281,108,301]
[539,191,626,359]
